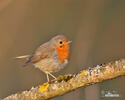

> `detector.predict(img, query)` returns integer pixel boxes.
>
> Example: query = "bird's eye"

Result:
[59,41,63,44]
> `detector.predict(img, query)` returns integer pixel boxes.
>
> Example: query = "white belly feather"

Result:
[34,58,68,73]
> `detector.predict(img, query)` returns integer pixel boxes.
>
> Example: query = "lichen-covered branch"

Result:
[4,59,125,100]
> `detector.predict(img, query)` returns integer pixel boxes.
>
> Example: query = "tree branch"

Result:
[4,59,125,100]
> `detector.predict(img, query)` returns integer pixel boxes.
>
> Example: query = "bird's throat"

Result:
[57,46,69,62]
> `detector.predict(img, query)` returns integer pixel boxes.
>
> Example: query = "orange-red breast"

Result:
[16,35,71,82]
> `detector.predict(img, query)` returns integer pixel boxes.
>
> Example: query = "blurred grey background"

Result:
[0,0,125,100]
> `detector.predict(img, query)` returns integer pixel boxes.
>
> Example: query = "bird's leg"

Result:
[46,73,50,82]
[48,72,57,80]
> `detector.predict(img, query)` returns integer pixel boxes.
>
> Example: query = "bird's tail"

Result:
[15,55,30,59]
[15,55,31,67]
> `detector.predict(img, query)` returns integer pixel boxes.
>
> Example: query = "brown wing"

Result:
[24,41,54,66]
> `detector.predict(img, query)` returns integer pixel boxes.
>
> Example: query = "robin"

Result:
[16,35,71,82]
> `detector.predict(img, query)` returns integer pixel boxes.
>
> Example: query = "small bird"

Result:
[16,35,71,82]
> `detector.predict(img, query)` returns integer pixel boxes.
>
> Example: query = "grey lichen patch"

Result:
[4,86,42,100]
[123,66,125,69]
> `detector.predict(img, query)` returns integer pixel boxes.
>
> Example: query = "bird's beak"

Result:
[68,40,72,44]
